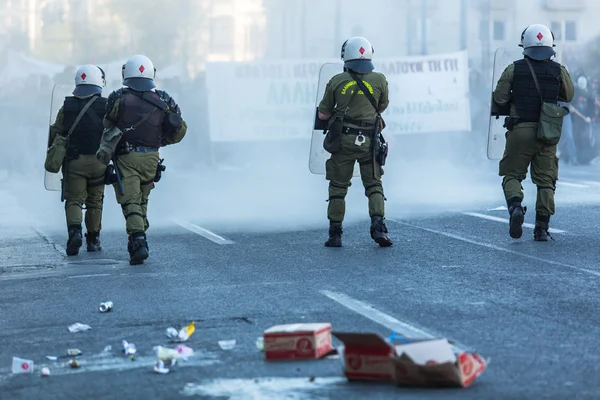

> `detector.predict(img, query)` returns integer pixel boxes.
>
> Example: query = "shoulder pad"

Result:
[156,89,180,113]
[155,89,171,102]
[106,89,124,114]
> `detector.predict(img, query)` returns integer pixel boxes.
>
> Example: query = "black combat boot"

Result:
[370,216,393,247]
[324,222,343,247]
[66,226,83,256]
[508,198,526,239]
[128,233,149,265]
[85,232,102,252]
[534,214,551,242]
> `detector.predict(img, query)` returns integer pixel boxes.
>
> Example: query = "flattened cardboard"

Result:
[332,331,487,388]
[392,351,486,388]
[264,323,333,361]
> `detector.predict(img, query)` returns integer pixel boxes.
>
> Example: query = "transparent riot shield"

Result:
[308,63,360,177]
[44,84,74,191]
[487,47,523,160]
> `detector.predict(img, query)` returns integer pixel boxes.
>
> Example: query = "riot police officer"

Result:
[493,24,574,241]
[99,55,187,265]
[317,37,392,248]
[48,65,108,256]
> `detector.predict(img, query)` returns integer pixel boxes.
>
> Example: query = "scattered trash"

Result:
[101,345,112,354]
[11,357,34,374]
[68,323,92,333]
[122,340,137,360]
[67,349,82,356]
[68,359,80,369]
[332,331,487,388]
[263,323,333,361]
[255,337,264,351]
[309,376,316,382]
[154,346,182,362]
[165,321,195,342]
[41,367,50,377]
[153,360,170,374]
[218,340,236,350]
[176,344,194,360]
[46,349,82,360]
[99,301,113,313]
[388,331,409,344]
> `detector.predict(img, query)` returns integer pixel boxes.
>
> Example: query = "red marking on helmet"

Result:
[359,47,365,55]
[139,65,145,73]
[537,32,543,41]
[81,73,86,80]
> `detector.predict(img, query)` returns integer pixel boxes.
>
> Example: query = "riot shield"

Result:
[487,47,523,160]
[308,63,360,177]
[44,84,74,191]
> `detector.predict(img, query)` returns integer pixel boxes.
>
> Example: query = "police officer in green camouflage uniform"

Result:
[48,65,108,256]
[100,55,187,265]
[317,37,392,248]
[493,24,574,241]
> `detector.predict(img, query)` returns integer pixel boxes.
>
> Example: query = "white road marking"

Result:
[320,290,469,352]
[181,377,348,399]
[487,206,507,211]
[67,273,112,279]
[175,221,234,245]
[388,219,600,278]
[462,212,566,234]
[557,181,589,188]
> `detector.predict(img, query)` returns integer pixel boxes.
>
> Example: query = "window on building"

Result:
[550,21,562,40]
[492,20,505,41]
[565,21,577,41]
[209,16,234,54]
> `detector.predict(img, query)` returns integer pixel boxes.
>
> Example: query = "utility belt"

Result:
[115,141,159,155]
[130,145,158,153]
[343,117,377,128]
[342,126,375,136]
[503,116,537,130]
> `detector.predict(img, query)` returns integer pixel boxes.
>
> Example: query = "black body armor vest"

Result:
[511,59,561,122]
[62,95,107,155]
[116,90,166,148]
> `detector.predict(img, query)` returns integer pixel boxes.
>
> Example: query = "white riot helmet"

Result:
[577,76,588,90]
[340,37,374,73]
[520,24,556,61]
[122,54,156,91]
[73,64,105,97]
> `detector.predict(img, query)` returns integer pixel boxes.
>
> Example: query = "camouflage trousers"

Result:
[64,155,107,233]
[113,151,158,235]
[499,123,558,216]
[325,133,385,222]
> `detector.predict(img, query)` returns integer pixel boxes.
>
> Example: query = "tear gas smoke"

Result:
[0,0,512,236]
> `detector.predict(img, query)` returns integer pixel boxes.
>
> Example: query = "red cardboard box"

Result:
[264,323,333,361]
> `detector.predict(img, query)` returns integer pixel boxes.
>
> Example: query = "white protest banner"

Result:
[376,50,471,134]
[205,50,470,142]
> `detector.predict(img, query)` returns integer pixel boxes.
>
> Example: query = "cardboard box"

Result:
[263,323,333,361]
[332,331,487,388]
[332,332,396,381]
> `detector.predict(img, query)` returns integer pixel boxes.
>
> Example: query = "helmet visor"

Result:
[523,46,556,61]
[123,77,156,91]
[72,84,102,97]
[344,59,374,73]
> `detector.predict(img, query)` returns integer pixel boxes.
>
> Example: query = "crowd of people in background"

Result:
[559,69,600,165]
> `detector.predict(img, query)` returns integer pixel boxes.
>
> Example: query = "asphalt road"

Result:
[1,155,600,399]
